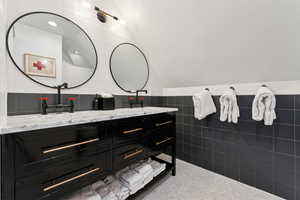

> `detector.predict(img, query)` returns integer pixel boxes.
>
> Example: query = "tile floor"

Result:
[139,155,284,200]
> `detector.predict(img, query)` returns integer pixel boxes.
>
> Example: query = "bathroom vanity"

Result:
[0,107,177,200]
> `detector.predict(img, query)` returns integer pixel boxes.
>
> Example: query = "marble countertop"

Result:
[0,107,178,135]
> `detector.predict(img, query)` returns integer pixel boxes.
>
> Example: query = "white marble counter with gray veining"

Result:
[0,107,178,135]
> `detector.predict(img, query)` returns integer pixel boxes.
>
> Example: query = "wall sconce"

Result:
[95,6,118,23]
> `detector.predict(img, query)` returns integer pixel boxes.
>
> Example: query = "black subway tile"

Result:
[274,124,294,140]
[276,95,294,109]
[256,122,274,137]
[276,109,294,125]
[295,95,300,110]
[296,141,300,157]
[237,95,253,107]
[239,107,252,121]
[275,139,295,155]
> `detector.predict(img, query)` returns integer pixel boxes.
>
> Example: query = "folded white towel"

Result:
[127,183,144,195]
[116,167,130,179]
[91,180,106,192]
[102,191,118,200]
[153,166,165,177]
[80,186,101,200]
[107,179,130,200]
[193,90,216,120]
[131,162,152,175]
[147,159,166,177]
[100,93,113,98]
[93,184,110,199]
[119,169,143,186]
[142,174,153,187]
[219,88,240,123]
[104,176,115,185]
[252,86,276,125]
[63,191,82,200]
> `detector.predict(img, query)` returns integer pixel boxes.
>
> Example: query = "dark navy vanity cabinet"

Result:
[0,113,176,200]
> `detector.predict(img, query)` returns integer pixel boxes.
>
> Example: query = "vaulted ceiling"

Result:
[113,0,300,88]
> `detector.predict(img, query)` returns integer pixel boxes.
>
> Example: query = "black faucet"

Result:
[40,82,75,114]
[136,90,148,103]
[57,83,68,105]
[129,90,148,108]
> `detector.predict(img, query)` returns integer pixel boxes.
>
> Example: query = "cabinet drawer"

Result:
[15,151,111,200]
[113,144,147,170]
[144,123,175,154]
[15,123,110,178]
[113,117,145,144]
[147,113,175,130]
[149,135,175,150]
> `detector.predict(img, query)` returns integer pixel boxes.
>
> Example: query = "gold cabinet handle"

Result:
[155,121,173,127]
[123,128,143,135]
[43,138,100,154]
[43,168,100,192]
[156,137,173,146]
[123,149,144,160]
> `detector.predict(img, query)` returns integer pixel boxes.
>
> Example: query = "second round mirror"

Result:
[110,43,149,93]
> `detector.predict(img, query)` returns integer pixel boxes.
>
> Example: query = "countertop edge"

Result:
[0,107,178,135]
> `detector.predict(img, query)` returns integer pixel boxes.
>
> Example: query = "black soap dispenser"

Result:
[93,94,100,110]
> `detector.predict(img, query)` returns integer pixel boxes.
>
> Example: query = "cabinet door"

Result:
[15,151,112,200]
[14,123,111,179]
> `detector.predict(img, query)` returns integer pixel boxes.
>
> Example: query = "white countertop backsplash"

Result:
[0,107,178,135]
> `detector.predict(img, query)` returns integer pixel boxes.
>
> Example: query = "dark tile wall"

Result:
[7,93,299,200]
[7,93,163,115]
[162,95,299,200]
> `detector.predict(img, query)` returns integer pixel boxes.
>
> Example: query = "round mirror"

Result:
[110,43,149,93]
[6,12,98,89]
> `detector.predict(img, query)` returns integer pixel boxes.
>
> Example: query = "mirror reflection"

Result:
[110,43,149,93]
[7,12,98,88]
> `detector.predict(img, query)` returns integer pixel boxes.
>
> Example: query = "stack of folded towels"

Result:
[131,161,154,187]
[80,186,101,200]
[147,159,166,177]
[63,185,100,200]
[118,168,144,195]
[62,159,167,200]
[91,178,118,200]
[105,176,130,200]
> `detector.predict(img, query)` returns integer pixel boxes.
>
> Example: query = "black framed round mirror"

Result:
[6,12,98,89]
[110,43,149,93]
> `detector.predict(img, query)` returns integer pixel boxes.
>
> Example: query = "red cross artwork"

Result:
[33,61,46,71]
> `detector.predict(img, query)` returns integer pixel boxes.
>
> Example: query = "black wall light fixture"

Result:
[95,6,118,23]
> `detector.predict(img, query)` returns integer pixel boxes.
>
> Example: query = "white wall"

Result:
[163,80,300,96]
[4,0,300,100]
[4,0,164,95]
[114,0,300,89]
[10,23,63,87]
[62,61,93,87]
[0,0,7,125]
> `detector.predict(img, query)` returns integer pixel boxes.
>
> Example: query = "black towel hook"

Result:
[229,86,235,90]
[261,84,267,87]
[205,88,210,91]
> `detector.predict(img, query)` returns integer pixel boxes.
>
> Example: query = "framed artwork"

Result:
[24,54,56,78]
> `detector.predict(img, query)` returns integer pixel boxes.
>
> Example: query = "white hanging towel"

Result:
[219,88,240,123]
[252,86,276,125]
[193,90,216,120]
